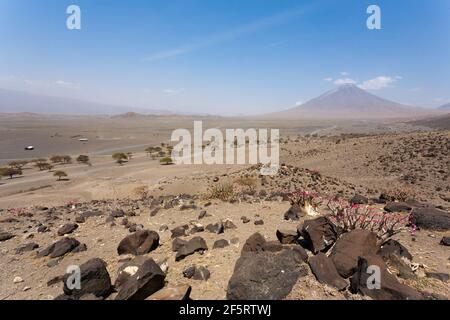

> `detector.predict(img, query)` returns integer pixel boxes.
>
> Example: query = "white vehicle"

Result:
[24,146,35,151]
[79,138,89,142]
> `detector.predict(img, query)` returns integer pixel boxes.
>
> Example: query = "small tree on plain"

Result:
[112,153,128,165]
[77,155,90,165]
[160,157,173,165]
[1,168,22,179]
[54,170,68,181]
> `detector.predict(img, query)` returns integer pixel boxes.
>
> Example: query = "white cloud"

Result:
[323,77,333,82]
[358,76,401,90]
[334,78,357,85]
[55,80,77,89]
[163,88,185,94]
[340,71,350,76]
[295,101,303,106]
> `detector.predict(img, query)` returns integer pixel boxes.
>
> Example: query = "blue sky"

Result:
[0,0,449,115]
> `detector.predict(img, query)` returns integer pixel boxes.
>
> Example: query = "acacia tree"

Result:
[160,157,173,165]
[112,153,128,165]
[8,160,28,170]
[76,155,90,165]
[34,159,51,171]
[54,170,68,181]
[1,168,22,179]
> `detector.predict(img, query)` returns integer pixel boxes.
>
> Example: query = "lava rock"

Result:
[63,258,112,299]
[411,207,450,231]
[171,225,189,238]
[384,202,412,213]
[213,239,230,249]
[57,223,78,236]
[298,217,339,254]
[15,242,39,254]
[308,253,348,291]
[115,258,165,300]
[0,231,15,242]
[206,221,224,234]
[426,272,449,282]
[350,255,422,300]
[117,230,159,256]
[440,237,450,246]
[331,229,379,278]
[172,238,188,252]
[276,229,299,244]
[147,285,191,300]
[175,237,208,261]
[350,194,369,205]
[378,239,412,261]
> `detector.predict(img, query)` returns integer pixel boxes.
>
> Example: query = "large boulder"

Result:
[226,243,308,300]
[117,230,159,256]
[62,258,112,299]
[175,237,208,261]
[308,253,348,291]
[350,255,422,300]
[115,258,165,300]
[331,229,379,278]
[411,207,450,231]
[57,223,79,236]
[114,256,149,289]
[440,237,450,246]
[284,204,305,221]
[298,217,339,253]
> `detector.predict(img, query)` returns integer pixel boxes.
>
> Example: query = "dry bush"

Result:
[205,183,235,201]
[235,176,257,190]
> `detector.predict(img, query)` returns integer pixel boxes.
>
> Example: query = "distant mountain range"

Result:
[267,84,439,119]
[0,88,170,116]
[438,103,450,110]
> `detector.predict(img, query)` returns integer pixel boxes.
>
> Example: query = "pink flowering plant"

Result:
[326,197,414,242]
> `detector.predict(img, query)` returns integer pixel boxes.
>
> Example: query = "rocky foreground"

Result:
[1,177,449,300]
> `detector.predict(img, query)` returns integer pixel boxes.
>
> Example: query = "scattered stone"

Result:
[72,243,88,253]
[241,216,250,224]
[206,221,224,234]
[192,266,210,281]
[111,210,125,218]
[172,238,188,252]
[117,230,159,256]
[189,223,204,234]
[0,231,15,242]
[150,208,159,217]
[13,276,24,284]
[254,219,264,226]
[350,194,368,205]
[331,229,378,278]
[198,211,208,219]
[213,239,230,249]
[298,217,339,254]
[411,207,450,231]
[57,223,78,236]
[440,237,450,246]
[183,266,196,278]
[159,224,168,232]
[171,225,189,238]
[147,285,191,300]
[180,204,197,211]
[223,219,237,230]
[175,236,208,261]
[308,253,348,291]
[276,229,299,244]
[384,253,416,280]
[37,226,49,233]
[75,216,86,224]
[38,237,81,258]
[115,258,165,300]
[15,242,39,254]
[63,258,112,299]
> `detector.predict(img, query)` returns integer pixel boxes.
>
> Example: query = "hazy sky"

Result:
[0,0,449,115]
